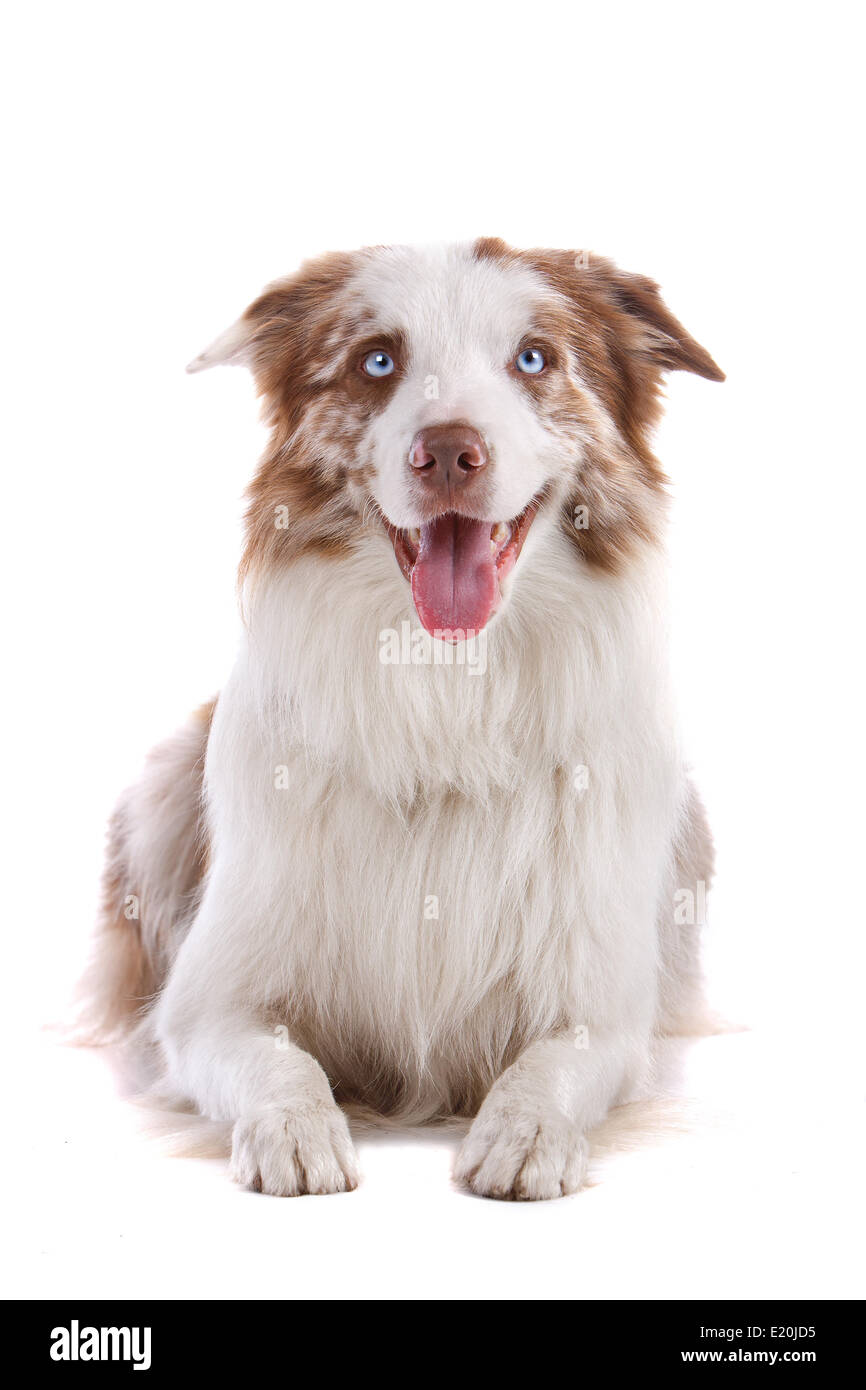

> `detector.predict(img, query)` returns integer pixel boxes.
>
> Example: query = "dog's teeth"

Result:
[408,528,420,546]
[491,522,509,544]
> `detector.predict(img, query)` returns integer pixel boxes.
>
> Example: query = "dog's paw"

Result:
[454,1104,588,1201]
[231,1103,360,1196]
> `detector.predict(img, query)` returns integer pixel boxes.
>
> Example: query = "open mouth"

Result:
[386,500,540,639]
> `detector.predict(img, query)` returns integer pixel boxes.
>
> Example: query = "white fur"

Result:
[351,245,570,528]
[151,524,686,1196]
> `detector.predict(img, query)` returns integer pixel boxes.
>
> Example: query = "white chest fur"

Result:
[192,529,683,1115]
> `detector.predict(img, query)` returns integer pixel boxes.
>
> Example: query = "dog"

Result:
[81,239,723,1200]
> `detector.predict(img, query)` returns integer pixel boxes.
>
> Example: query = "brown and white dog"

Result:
[83,239,723,1199]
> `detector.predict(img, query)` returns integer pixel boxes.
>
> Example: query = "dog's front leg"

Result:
[154,949,359,1197]
[454,1033,634,1201]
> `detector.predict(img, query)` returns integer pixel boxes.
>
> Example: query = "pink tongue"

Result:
[411,514,496,639]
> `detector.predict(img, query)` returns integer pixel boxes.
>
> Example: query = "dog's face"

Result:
[191,239,722,637]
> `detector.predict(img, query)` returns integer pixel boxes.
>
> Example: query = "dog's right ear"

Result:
[186,317,256,373]
[186,252,358,376]
[186,283,297,374]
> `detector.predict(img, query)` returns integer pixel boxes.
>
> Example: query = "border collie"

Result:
[82,239,723,1199]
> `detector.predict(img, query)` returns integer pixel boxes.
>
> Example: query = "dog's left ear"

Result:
[586,257,725,382]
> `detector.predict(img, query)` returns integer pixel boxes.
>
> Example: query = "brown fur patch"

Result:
[474,237,723,573]
[234,252,397,589]
[77,699,216,1040]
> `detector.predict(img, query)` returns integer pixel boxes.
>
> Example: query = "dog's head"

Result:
[190,239,722,638]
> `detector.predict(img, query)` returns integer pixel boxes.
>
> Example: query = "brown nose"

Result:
[409,424,489,495]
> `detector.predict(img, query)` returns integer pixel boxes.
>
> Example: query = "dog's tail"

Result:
[73,699,215,1044]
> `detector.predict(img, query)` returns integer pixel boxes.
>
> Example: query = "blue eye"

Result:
[515,347,546,375]
[363,350,395,377]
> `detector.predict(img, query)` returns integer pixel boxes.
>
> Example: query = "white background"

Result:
[2,1,864,1300]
